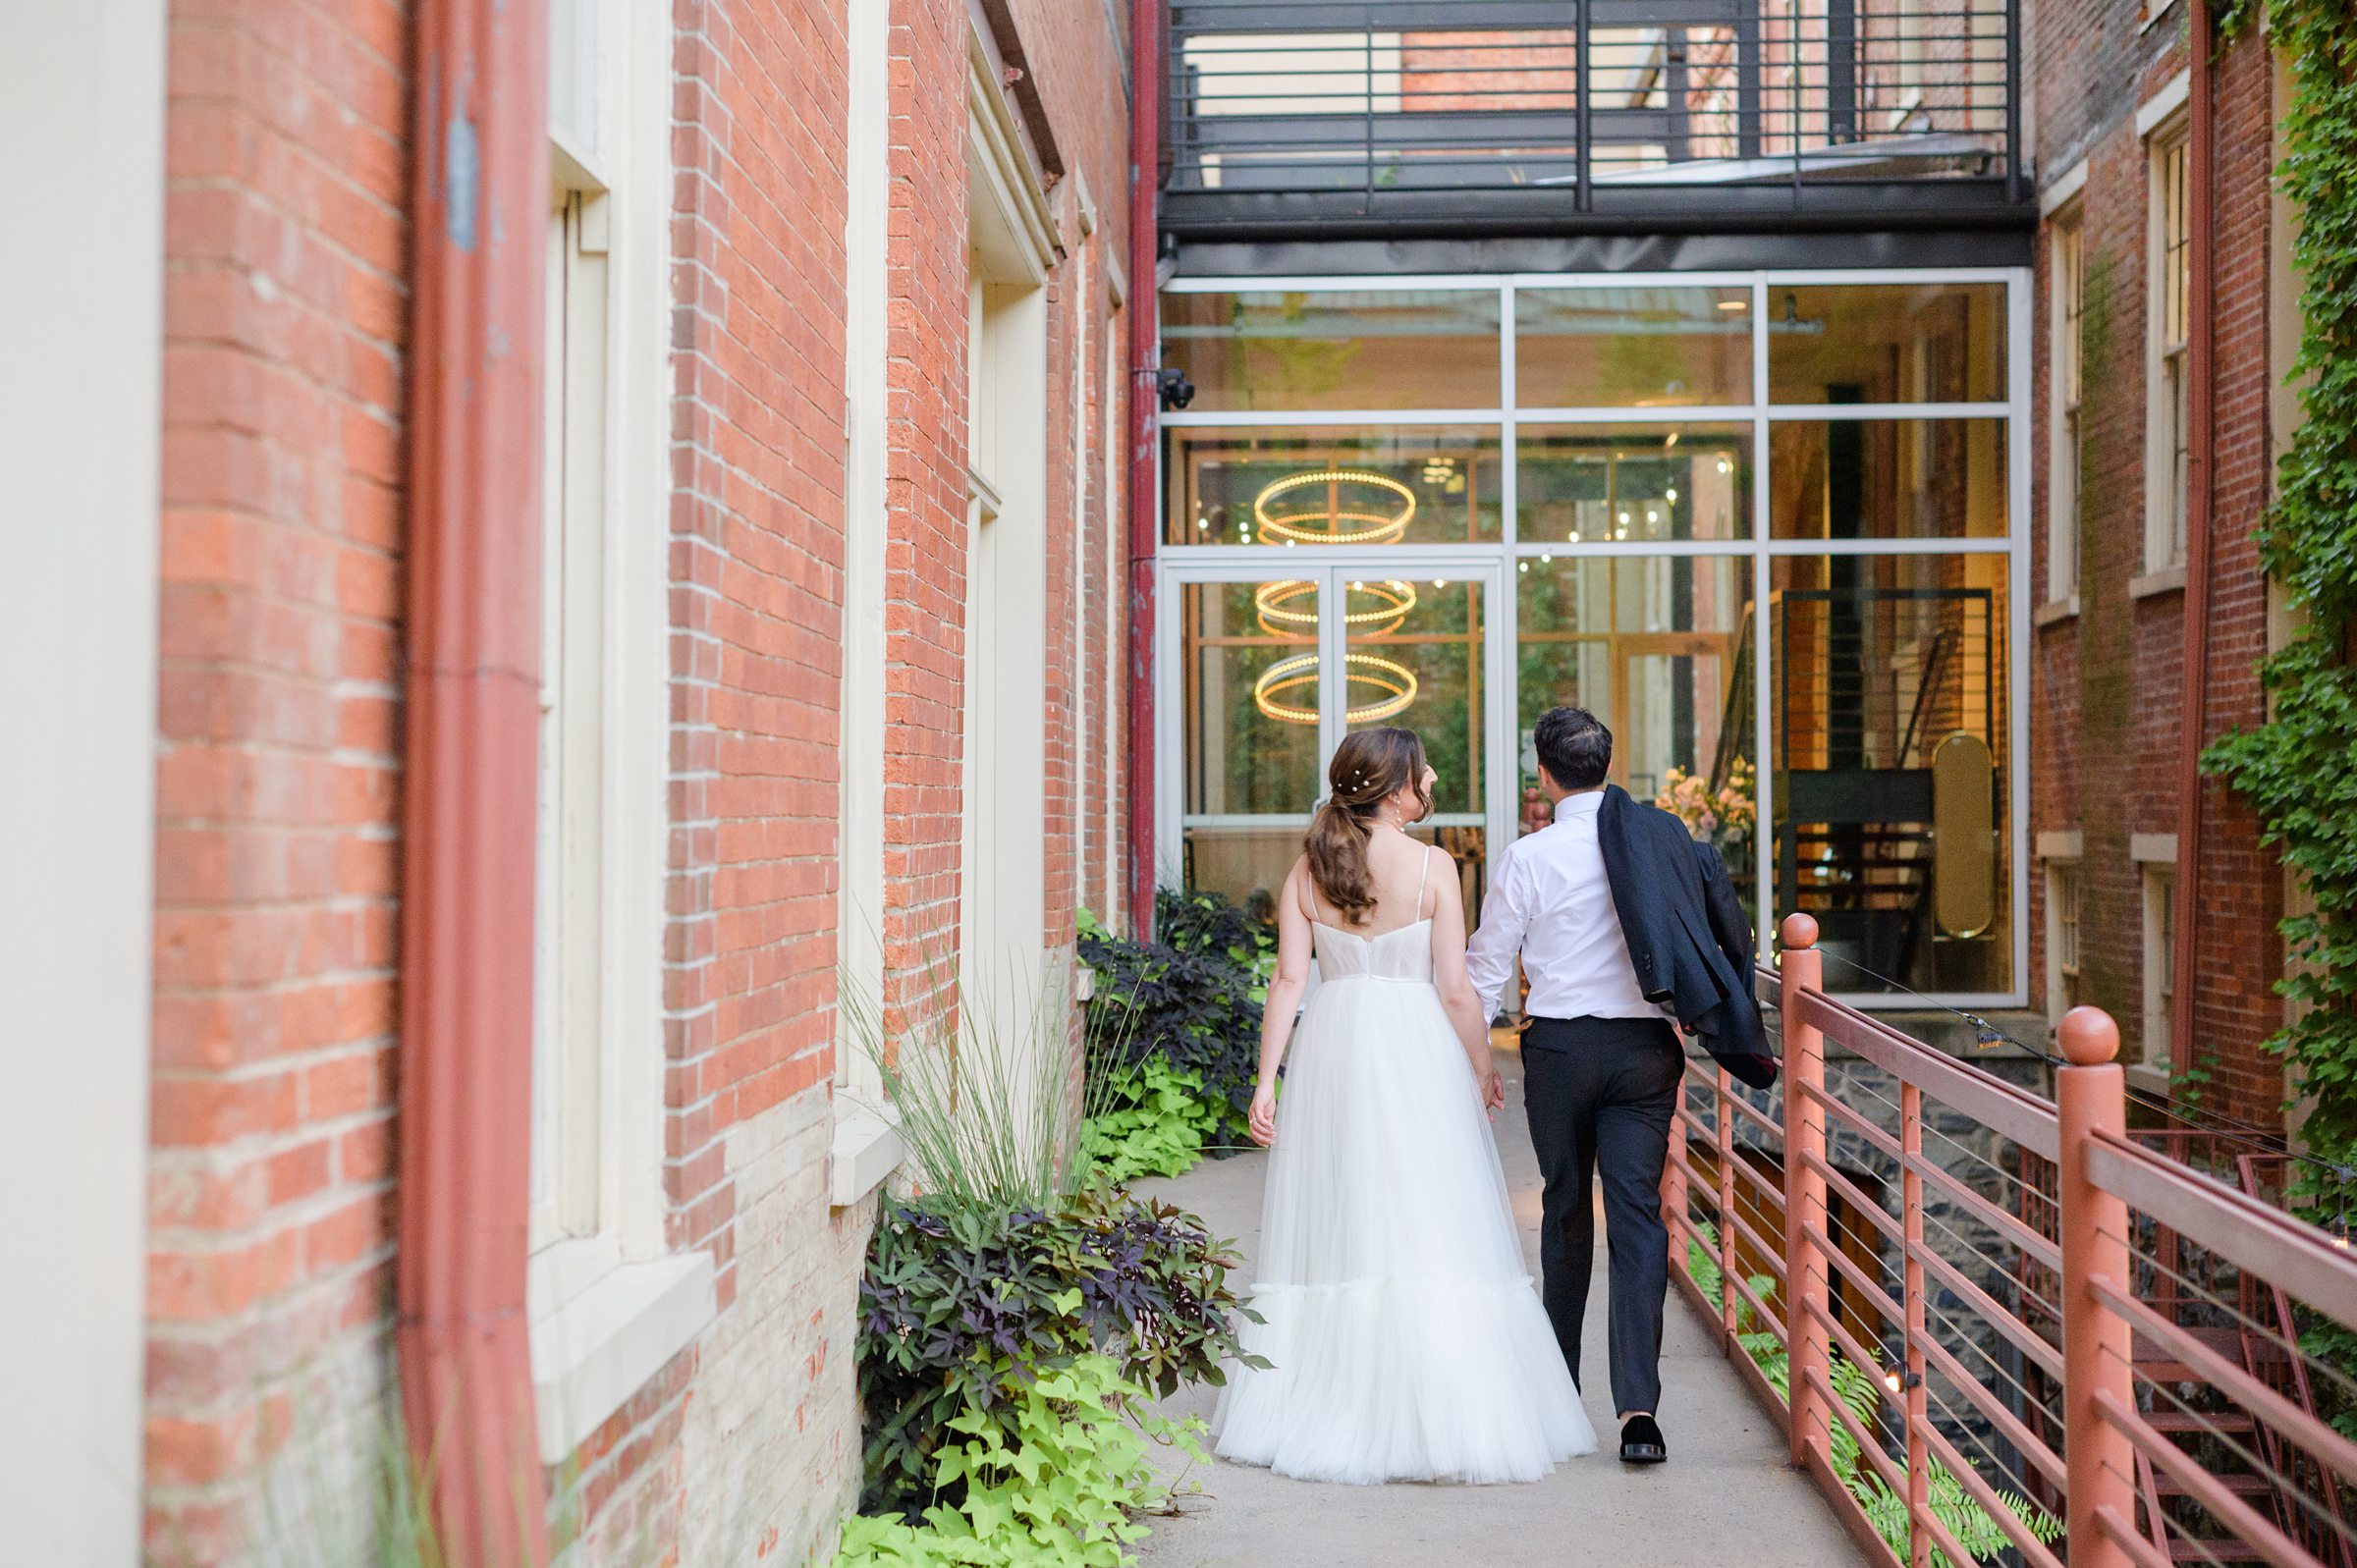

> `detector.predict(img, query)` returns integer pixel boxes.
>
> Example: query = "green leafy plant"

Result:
[1079,924,1263,1137]
[835,1354,1206,1568]
[1153,887,1276,983]
[2204,1,2357,1200]
[856,1189,1259,1515]
[1683,1223,2058,1567]
[1079,1055,1225,1184]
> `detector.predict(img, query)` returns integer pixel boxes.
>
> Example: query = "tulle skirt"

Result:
[1210,975,1596,1485]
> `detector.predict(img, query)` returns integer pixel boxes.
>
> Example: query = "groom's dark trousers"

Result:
[1520,1013,1683,1418]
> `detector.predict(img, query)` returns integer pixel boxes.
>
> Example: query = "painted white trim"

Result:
[2009,263,2036,1008]
[527,1241,716,1462]
[2136,70,2192,138]
[2039,155,2089,217]
[1164,407,1506,427]
[829,1098,906,1207]
[967,38,1057,284]
[834,0,896,1137]
[0,1,166,1554]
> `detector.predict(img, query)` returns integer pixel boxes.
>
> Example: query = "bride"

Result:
[1211,725,1595,1484]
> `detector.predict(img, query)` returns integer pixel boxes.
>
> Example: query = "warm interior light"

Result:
[1253,467,1418,547]
[1716,298,1746,311]
[1253,651,1418,726]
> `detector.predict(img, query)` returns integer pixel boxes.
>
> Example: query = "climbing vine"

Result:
[2200,4,2357,1182]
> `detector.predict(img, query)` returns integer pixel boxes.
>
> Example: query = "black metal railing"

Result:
[1162,0,2024,235]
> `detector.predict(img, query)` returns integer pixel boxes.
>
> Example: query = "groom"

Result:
[1466,706,1776,1466]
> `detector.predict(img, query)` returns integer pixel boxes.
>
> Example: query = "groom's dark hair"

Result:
[1533,706,1613,790]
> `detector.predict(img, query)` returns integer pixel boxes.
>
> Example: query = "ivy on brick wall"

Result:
[2201,2,2357,1178]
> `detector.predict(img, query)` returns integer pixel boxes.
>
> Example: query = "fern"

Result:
[1682,1220,2060,1565]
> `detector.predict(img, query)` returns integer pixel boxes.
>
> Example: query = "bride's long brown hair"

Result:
[1305,727,1432,923]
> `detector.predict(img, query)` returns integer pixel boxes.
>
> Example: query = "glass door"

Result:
[1169,572,1327,928]
[1163,561,1506,943]
[1334,561,1502,934]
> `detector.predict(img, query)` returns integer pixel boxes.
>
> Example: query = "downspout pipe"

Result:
[1125,0,1162,939]
[2169,0,2215,1089]
[400,0,550,1559]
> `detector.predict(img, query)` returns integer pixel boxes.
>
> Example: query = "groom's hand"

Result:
[1478,1066,1505,1113]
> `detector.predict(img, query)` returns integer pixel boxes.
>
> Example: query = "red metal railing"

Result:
[1669,912,2357,1568]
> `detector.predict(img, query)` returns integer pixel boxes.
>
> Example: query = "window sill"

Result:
[2125,1061,2172,1100]
[527,1240,717,1463]
[2131,563,2187,600]
[2034,594,2080,628]
[830,1094,905,1210]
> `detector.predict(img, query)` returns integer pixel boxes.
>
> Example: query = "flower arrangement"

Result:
[1655,758,1756,853]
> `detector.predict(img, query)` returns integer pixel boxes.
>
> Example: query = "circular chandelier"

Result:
[1244,468,1423,726]
[1252,576,1416,636]
[1252,467,1417,546]
[1252,652,1420,726]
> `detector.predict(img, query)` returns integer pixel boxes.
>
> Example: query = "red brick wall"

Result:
[138,0,1136,1556]
[146,0,411,1554]
[2189,30,2286,1123]
[2027,9,2285,1125]
[883,0,971,1008]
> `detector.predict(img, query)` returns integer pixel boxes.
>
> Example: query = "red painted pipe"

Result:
[1124,0,1162,939]
[398,0,549,1558]
[2169,0,2213,1091]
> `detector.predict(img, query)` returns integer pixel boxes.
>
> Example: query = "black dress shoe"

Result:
[1619,1414,1667,1464]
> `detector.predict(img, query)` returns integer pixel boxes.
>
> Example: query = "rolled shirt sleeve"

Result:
[1464,845,1527,1023]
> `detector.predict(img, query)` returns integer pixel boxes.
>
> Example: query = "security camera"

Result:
[1156,367,1196,411]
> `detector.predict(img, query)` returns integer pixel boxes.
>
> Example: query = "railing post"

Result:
[2057,1005,2134,1568]
[1666,1087,1691,1307]
[1718,1066,1739,1344]
[1780,912,1829,1475]
[1901,1080,1931,1568]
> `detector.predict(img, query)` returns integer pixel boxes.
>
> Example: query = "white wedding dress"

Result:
[1211,863,1596,1484]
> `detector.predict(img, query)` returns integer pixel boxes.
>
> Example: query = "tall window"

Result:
[534,179,612,1250]
[2047,860,2082,1020]
[2143,865,2175,1070]
[2149,124,2191,569]
[2048,216,2084,602]
[527,0,713,1465]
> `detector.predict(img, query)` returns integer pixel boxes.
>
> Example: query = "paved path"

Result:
[1130,1041,1863,1568]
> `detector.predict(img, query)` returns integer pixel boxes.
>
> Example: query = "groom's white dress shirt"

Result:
[1465,790,1666,1024]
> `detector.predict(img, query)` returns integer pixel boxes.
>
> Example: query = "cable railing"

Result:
[1670,913,2357,1568]
[1162,0,2026,234]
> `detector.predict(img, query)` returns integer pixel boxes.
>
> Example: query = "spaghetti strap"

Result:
[1415,844,1433,917]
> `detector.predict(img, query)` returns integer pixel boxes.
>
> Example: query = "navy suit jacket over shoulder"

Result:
[1595,784,1778,1089]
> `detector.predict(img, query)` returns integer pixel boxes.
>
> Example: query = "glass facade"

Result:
[1161,273,2027,1003]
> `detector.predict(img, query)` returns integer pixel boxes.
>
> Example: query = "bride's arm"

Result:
[1428,852,1504,1110]
[1247,859,1315,1147]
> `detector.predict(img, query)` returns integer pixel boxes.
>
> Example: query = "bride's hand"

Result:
[1476,1065,1504,1114]
[1248,1084,1279,1147]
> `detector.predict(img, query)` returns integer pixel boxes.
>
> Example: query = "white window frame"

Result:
[2047,212,2084,606]
[2142,863,2174,1071]
[828,0,904,1207]
[2045,858,2082,1023]
[959,33,1056,1001]
[526,0,712,1466]
[1150,266,2034,1010]
[2145,112,2192,573]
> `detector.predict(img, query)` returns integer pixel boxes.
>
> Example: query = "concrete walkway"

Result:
[1130,1041,1863,1568]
